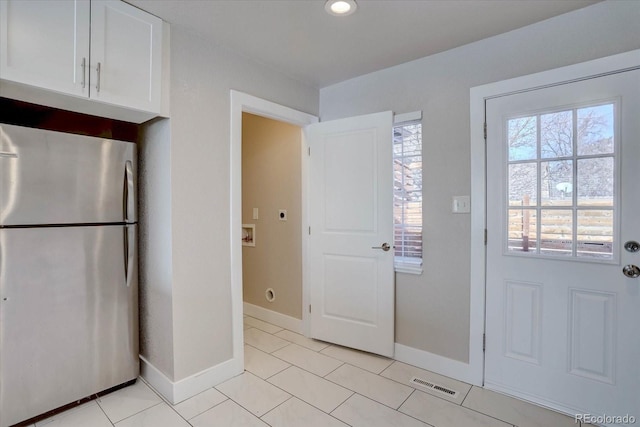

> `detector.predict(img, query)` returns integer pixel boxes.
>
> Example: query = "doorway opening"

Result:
[241,112,304,330]
[229,91,318,373]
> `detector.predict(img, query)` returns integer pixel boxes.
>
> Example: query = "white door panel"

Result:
[307,111,395,358]
[485,70,640,422]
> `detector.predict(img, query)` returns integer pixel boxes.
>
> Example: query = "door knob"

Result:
[622,265,640,278]
[372,243,391,252]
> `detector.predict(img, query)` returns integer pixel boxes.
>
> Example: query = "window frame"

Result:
[502,100,620,264]
[393,113,423,275]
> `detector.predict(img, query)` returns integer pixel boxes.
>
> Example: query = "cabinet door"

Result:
[0,0,90,97]
[90,0,162,113]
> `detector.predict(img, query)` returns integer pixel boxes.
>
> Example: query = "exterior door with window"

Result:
[307,111,395,358]
[485,69,640,421]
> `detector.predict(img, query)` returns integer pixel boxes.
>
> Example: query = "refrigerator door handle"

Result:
[124,225,135,288]
[124,226,129,286]
[124,160,136,222]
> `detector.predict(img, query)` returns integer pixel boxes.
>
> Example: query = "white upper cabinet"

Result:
[0,0,90,97]
[0,0,163,115]
[90,1,162,113]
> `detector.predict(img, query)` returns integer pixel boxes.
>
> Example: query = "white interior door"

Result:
[307,111,395,358]
[485,69,640,422]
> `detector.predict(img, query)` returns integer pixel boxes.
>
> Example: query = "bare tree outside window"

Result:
[506,103,615,259]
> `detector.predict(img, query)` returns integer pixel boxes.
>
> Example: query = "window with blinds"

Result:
[393,120,423,273]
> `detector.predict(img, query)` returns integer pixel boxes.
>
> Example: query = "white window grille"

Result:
[505,102,617,262]
[393,119,423,274]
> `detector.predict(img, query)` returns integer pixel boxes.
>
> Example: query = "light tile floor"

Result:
[29,316,581,427]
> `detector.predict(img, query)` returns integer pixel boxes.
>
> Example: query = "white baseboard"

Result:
[139,356,174,402]
[243,302,303,334]
[140,355,243,405]
[394,343,480,385]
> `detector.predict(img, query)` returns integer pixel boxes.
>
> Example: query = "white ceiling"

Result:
[127,0,600,88]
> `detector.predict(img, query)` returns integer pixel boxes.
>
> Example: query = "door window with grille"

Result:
[506,102,617,260]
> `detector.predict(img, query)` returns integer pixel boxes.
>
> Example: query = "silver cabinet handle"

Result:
[372,243,391,252]
[96,62,101,93]
[81,57,86,89]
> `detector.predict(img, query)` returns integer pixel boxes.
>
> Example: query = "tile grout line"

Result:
[319,362,414,411]
[460,384,473,406]
[396,387,416,410]
[139,376,213,425]
[262,364,356,416]
[94,398,117,427]
[396,389,516,427]
[244,327,292,354]
[270,342,347,373]
[394,389,442,426]
[107,401,164,426]
[212,385,279,422]
[257,395,294,424]
[320,359,345,378]
[138,375,201,424]
[450,399,521,427]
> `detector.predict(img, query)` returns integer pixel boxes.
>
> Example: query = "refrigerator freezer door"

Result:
[0,225,138,427]
[0,124,137,226]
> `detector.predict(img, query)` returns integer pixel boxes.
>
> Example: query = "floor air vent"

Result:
[409,377,459,398]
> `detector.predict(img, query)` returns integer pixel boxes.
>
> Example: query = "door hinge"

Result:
[484,229,488,245]
[483,333,486,351]
[308,147,311,156]
[483,122,487,140]
[308,226,311,235]
[309,304,311,313]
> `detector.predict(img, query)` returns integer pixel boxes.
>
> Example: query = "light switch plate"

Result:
[253,208,259,220]
[452,196,471,213]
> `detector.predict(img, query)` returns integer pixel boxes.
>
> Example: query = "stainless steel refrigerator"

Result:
[0,123,139,427]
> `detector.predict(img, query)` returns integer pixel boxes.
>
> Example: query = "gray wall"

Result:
[139,26,318,382]
[319,0,640,363]
[139,118,174,377]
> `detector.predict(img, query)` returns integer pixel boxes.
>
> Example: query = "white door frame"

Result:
[230,90,318,371]
[469,49,640,387]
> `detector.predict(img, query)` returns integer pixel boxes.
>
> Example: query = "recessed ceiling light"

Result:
[325,0,357,17]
